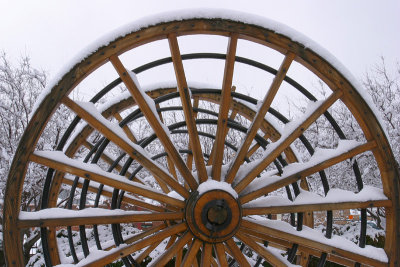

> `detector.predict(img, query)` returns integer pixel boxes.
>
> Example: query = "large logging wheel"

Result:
[4,12,400,267]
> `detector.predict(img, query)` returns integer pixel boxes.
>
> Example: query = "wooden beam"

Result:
[18,211,183,228]
[181,238,202,267]
[241,219,387,267]
[240,141,376,204]
[225,238,251,267]
[84,222,186,267]
[234,89,343,193]
[212,34,238,181]
[110,55,197,190]
[149,231,193,267]
[201,242,213,267]
[207,108,238,166]
[214,242,229,267]
[62,175,167,212]
[30,151,185,208]
[243,199,391,216]
[62,97,189,199]
[168,33,207,184]
[241,227,355,267]
[225,52,296,184]
[235,230,287,267]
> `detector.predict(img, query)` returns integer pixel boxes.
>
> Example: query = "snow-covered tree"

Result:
[0,52,71,264]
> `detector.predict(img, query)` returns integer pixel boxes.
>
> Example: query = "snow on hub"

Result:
[185,188,242,243]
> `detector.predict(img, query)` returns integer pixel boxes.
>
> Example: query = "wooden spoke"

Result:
[82,140,143,184]
[136,239,163,263]
[156,103,178,189]
[103,224,168,252]
[62,175,167,212]
[240,140,376,204]
[156,102,178,189]
[122,223,167,248]
[225,238,251,267]
[165,234,178,250]
[247,133,269,158]
[62,97,189,198]
[235,230,288,267]
[243,199,391,216]
[225,52,296,184]
[181,238,202,267]
[30,151,185,208]
[211,34,238,181]
[201,242,213,267]
[84,222,186,267]
[114,113,173,193]
[214,242,229,267]
[18,210,182,228]
[149,231,193,267]
[114,112,137,143]
[168,34,208,183]
[208,108,238,166]
[175,247,183,267]
[240,227,356,267]
[110,55,197,190]
[235,90,343,193]
[241,219,387,267]
[186,96,200,172]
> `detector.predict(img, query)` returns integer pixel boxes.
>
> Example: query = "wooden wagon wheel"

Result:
[4,12,400,266]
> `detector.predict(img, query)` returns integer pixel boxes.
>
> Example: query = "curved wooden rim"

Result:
[3,17,399,266]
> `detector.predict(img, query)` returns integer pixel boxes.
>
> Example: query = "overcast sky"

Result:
[1,0,399,83]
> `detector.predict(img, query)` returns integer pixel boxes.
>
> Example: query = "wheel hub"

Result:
[185,189,241,243]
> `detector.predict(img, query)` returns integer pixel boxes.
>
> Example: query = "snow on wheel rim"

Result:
[4,10,399,267]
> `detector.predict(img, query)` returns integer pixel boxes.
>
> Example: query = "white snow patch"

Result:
[167,190,184,201]
[240,139,364,196]
[33,150,166,195]
[246,217,388,262]
[128,71,171,137]
[244,185,387,208]
[197,179,238,198]
[19,208,150,220]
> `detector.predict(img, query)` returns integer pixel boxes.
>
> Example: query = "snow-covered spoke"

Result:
[243,186,391,215]
[121,223,167,249]
[168,34,207,183]
[234,90,343,193]
[149,231,193,267]
[211,34,238,181]
[18,208,182,228]
[225,238,251,267]
[62,175,166,212]
[81,140,143,183]
[61,97,189,199]
[82,222,187,267]
[240,140,376,204]
[235,230,290,267]
[225,52,296,184]
[30,151,185,209]
[241,219,388,267]
[110,55,198,191]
